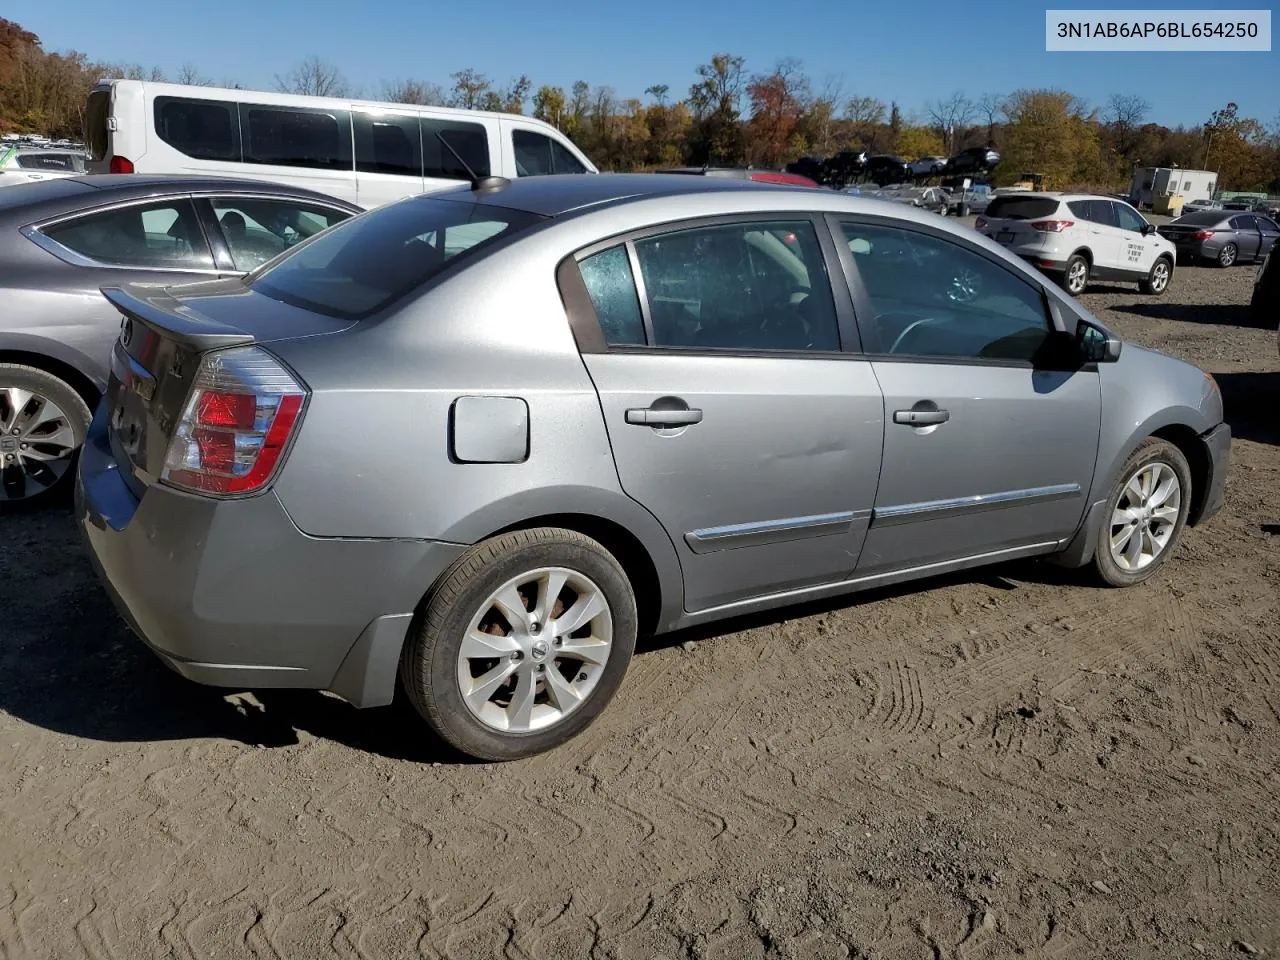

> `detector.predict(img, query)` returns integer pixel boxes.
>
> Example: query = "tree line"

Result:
[3,18,1278,193]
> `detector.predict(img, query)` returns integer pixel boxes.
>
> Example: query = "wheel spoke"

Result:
[556,638,610,667]
[1152,505,1179,524]
[1124,474,1145,505]
[553,590,607,637]
[464,660,518,710]
[489,584,530,632]
[20,396,67,436]
[1149,473,1179,508]
[532,570,568,627]
[544,666,583,712]
[1124,522,1144,567]
[1141,526,1159,560]
[1,388,34,433]
[506,665,536,730]
[1112,506,1141,527]
[460,629,520,660]
[1111,523,1137,552]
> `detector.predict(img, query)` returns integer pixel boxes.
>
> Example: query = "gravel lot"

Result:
[2,260,1277,959]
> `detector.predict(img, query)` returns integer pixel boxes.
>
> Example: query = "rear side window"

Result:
[155,97,239,161]
[985,197,1060,220]
[41,199,213,270]
[422,119,490,180]
[249,197,543,319]
[86,90,110,161]
[354,112,421,177]
[513,130,588,177]
[242,105,352,171]
[577,247,645,345]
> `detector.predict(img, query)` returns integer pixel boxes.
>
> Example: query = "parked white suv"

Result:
[976,193,1175,296]
[0,146,87,187]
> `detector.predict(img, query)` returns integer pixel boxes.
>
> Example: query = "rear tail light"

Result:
[1031,219,1075,232]
[974,216,988,229]
[162,346,307,496]
[1193,230,1214,240]
[108,155,134,174]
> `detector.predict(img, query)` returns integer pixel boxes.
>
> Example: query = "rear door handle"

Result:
[625,407,703,427]
[893,408,950,425]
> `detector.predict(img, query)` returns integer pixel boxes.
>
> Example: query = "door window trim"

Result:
[825,212,1069,370]
[558,211,863,358]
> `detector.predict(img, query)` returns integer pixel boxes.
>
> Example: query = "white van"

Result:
[84,80,598,208]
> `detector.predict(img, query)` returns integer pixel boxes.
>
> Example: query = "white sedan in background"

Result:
[0,147,87,187]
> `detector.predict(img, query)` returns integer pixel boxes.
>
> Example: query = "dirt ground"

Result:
[2,262,1278,960]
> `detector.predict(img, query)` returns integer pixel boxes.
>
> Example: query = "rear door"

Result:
[1069,200,1120,270]
[833,216,1100,573]
[1257,216,1280,258]
[352,108,425,208]
[568,215,883,613]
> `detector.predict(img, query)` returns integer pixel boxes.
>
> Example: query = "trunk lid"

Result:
[101,281,346,497]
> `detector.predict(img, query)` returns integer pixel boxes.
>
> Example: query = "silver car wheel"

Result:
[1109,461,1181,572]
[1150,260,1170,292]
[1066,259,1088,293]
[1219,244,1236,266]
[0,386,78,502]
[457,566,613,733]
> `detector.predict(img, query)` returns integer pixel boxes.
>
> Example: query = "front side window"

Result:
[242,105,351,171]
[512,130,588,177]
[212,199,351,272]
[621,220,840,352]
[249,196,542,319]
[1114,202,1147,233]
[41,199,212,270]
[422,119,490,180]
[155,97,238,161]
[839,221,1050,362]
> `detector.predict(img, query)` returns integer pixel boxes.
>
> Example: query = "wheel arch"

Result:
[1149,423,1211,526]
[0,342,104,411]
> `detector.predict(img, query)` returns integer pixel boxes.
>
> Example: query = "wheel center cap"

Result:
[0,437,16,454]
[530,640,548,662]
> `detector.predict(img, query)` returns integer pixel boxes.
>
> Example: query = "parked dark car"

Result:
[784,156,826,183]
[1157,210,1280,267]
[945,147,1000,175]
[864,155,910,186]
[821,150,868,188]
[0,174,359,505]
[656,167,818,187]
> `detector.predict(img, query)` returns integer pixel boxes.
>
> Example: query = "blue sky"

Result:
[8,0,1278,129]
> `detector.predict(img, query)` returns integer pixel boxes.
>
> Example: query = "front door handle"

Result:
[893,408,950,426]
[626,407,703,427]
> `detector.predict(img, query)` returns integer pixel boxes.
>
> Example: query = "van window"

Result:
[155,97,239,161]
[422,119,489,180]
[241,105,352,171]
[354,112,421,177]
[513,130,588,176]
[86,90,110,161]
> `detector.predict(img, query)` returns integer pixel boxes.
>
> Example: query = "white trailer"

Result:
[1130,167,1217,208]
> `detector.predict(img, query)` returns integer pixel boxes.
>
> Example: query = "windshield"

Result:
[249,195,545,320]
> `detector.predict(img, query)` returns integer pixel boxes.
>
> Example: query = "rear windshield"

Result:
[985,197,1060,220]
[86,90,110,162]
[249,195,544,319]
[1173,210,1228,225]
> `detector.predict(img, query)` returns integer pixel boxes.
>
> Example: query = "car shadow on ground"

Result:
[1111,300,1258,327]
[1214,371,1280,446]
[1,508,1097,763]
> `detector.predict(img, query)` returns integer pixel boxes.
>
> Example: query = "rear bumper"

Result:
[75,405,466,707]
[1193,421,1231,526]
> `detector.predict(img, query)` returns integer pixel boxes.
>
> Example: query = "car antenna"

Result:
[435,131,509,192]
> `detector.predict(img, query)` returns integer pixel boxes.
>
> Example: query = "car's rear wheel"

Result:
[1217,243,1238,267]
[1061,254,1090,296]
[0,363,91,510]
[1091,438,1191,587]
[400,527,637,761]
[1139,257,1172,296]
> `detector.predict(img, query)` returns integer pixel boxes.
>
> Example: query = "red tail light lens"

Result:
[1031,219,1075,232]
[108,155,134,174]
[162,347,307,496]
[1193,230,1214,240]
[975,216,988,229]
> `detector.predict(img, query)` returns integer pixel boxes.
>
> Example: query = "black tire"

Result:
[1138,256,1172,296]
[0,363,92,511]
[1217,243,1237,267]
[1091,438,1192,588]
[1060,253,1090,296]
[400,527,638,761]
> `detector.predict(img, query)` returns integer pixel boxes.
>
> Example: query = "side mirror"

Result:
[1076,319,1122,363]
[1141,223,1157,236]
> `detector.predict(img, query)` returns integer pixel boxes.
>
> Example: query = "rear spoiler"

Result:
[100,284,253,351]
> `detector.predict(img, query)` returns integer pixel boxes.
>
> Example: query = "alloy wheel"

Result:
[457,567,613,733]
[1150,260,1170,292]
[0,386,78,502]
[1219,244,1237,266]
[1067,260,1088,293]
[1108,461,1181,572]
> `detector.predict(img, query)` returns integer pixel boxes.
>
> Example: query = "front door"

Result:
[572,217,883,613]
[1112,201,1159,275]
[833,217,1101,574]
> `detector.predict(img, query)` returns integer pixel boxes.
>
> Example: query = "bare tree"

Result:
[975,92,1005,143]
[381,78,445,105]
[1105,93,1151,161]
[844,95,885,125]
[926,91,974,153]
[274,56,349,97]
[176,62,206,86]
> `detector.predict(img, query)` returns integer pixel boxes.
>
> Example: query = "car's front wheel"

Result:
[1139,257,1172,296]
[400,527,637,761]
[0,363,91,510]
[1061,254,1090,296]
[1092,438,1192,587]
